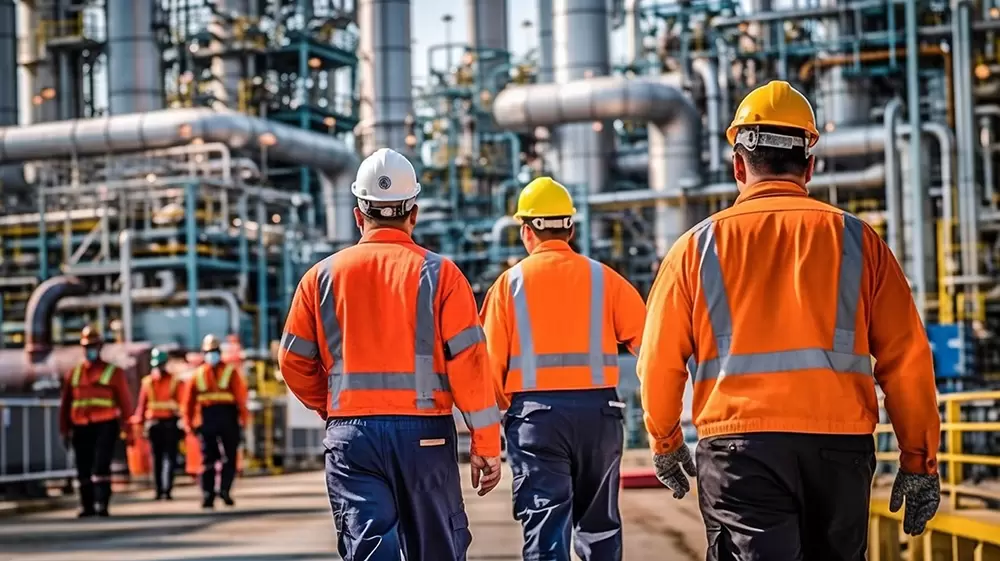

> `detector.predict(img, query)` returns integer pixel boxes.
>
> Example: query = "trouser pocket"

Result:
[450,510,472,556]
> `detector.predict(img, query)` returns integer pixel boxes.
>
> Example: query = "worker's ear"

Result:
[353,207,364,229]
[408,205,419,226]
[804,155,815,184]
[732,152,747,184]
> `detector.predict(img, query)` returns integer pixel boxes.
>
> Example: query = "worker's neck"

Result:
[362,223,412,236]
[740,175,807,191]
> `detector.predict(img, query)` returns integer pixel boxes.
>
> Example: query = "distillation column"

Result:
[467,0,509,89]
[16,0,58,123]
[357,0,415,156]
[0,0,17,126]
[537,0,554,84]
[106,0,164,114]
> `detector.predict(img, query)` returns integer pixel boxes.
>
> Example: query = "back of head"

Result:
[352,148,422,228]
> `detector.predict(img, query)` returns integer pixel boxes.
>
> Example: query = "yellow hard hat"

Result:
[201,334,221,352]
[726,80,820,147]
[513,177,576,221]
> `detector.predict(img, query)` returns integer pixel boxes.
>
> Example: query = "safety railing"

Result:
[0,398,75,485]
[870,390,1000,558]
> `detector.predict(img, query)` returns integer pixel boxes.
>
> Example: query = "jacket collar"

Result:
[359,227,414,244]
[530,240,574,255]
[734,180,809,205]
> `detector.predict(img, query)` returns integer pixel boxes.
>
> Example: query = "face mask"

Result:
[85,347,100,362]
[205,351,221,366]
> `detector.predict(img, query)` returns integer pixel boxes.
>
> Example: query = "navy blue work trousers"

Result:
[324,415,471,561]
[504,388,625,561]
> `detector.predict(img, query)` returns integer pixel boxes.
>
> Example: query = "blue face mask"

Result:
[85,347,100,362]
[205,351,221,366]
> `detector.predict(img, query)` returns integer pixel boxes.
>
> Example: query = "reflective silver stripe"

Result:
[336,371,450,392]
[835,214,864,353]
[416,252,443,409]
[280,331,318,359]
[691,213,870,383]
[445,325,485,359]
[462,404,502,429]
[317,255,346,410]
[508,259,615,388]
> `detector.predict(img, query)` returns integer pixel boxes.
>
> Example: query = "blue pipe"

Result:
[185,182,199,348]
[904,0,925,317]
[256,200,268,352]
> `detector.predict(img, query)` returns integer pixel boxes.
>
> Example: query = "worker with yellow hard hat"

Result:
[638,80,941,558]
[182,334,249,509]
[479,177,646,561]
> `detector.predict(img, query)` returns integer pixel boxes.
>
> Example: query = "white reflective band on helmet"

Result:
[687,213,871,383]
[734,126,810,158]
[529,216,573,230]
[507,258,618,387]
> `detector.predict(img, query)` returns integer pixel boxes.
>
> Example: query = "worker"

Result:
[182,334,249,509]
[636,80,942,560]
[479,177,646,561]
[131,348,181,500]
[278,148,502,561]
[58,325,133,517]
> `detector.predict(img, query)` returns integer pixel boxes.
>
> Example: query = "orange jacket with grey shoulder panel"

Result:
[637,181,940,475]
[278,228,502,458]
[479,240,646,409]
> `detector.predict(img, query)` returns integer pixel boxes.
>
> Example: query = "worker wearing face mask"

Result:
[59,326,134,517]
[182,334,249,509]
[131,348,181,500]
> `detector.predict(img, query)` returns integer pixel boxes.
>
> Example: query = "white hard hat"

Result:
[351,148,422,218]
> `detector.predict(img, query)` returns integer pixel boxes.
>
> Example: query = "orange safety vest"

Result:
[194,364,236,405]
[142,375,180,418]
[71,363,119,411]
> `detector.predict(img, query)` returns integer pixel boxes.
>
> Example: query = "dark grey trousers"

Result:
[696,432,876,561]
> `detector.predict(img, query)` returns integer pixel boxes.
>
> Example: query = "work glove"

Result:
[653,446,697,499]
[889,471,941,536]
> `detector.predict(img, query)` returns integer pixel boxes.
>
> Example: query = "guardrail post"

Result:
[945,399,962,509]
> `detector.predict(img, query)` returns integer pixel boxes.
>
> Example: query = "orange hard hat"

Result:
[80,325,103,346]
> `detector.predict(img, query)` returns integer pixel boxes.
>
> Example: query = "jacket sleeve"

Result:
[131,379,149,424]
[181,378,197,431]
[479,276,512,410]
[636,243,695,455]
[866,230,941,475]
[278,266,329,416]
[232,370,251,426]
[59,370,73,436]
[610,270,647,355]
[440,260,502,458]
[111,368,134,432]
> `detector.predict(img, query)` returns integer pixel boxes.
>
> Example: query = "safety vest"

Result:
[70,363,118,410]
[195,364,236,404]
[143,375,180,414]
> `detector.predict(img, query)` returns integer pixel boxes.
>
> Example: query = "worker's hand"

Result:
[889,471,941,535]
[653,446,697,499]
[469,455,502,497]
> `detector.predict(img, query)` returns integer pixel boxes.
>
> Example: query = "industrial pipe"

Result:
[954,0,981,293]
[106,0,163,114]
[357,0,415,155]
[58,271,178,310]
[691,58,722,175]
[120,230,134,344]
[0,108,359,177]
[169,291,242,337]
[883,99,904,259]
[537,0,554,83]
[0,0,16,126]
[24,276,88,354]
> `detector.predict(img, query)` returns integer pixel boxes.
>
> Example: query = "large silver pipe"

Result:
[0,108,359,177]
[107,0,163,114]
[883,99,904,259]
[357,0,414,156]
[59,271,178,310]
[319,171,358,243]
[494,76,702,254]
[119,230,134,344]
[918,123,955,299]
[170,291,242,337]
[954,1,980,289]
[692,58,722,175]
[537,0,554,83]
[0,0,16,125]
[467,0,509,88]
[624,0,642,66]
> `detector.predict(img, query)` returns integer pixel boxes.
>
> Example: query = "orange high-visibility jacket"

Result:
[480,240,646,409]
[637,181,940,475]
[182,363,250,430]
[59,361,133,435]
[278,228,502,457]
[132,373,181,423]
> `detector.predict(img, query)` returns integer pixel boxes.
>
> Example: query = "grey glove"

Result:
[889,471,940,536]
[653,446,697,499]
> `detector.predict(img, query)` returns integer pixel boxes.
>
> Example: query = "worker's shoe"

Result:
[163,491,173,501]
[220,492,235,507]
[201,495,215,509]
[77,509,96,518]
[95,506,110,517]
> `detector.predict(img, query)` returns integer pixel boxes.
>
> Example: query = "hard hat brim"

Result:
[726,121,820,147]
[513,208,578,220]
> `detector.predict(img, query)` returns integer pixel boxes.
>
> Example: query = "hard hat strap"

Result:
[530,216,573,230]
[734,126,810,158]
[358,197,416,219]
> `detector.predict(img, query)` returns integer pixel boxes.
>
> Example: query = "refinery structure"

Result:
[0,0,999,512]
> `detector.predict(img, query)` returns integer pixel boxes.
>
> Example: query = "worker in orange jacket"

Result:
[131,348,181,500]
[58,325,133,517]
[278,148,502,561]
[479,177,646,561]
[182,334,249,509]
[637,80,942,560]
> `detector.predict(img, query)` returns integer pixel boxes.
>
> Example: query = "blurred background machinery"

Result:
[0,0,999,503]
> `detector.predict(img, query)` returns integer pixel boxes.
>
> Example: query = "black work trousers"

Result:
[71,420,120,514]
[198,405,241,499]
[148,418,181,497]
[696,432,876,561]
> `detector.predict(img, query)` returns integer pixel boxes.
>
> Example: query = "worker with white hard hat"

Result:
[279,148,502,560]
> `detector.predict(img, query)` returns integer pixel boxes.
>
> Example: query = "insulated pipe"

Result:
[106,0,163,114]
[120,230,134,344]
[954,1,981,289]
[357,0,415,156]
[494,76,703,254]
[59,271,178,309]
[883,99,904,260]
[24,276,88,354]
[0,0,17,126]
[0,108,359,177]
[692,58,722,175]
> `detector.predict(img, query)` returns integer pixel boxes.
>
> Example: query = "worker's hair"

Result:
[734,125,812,177]
[359,202,413,226]
[526,220,574,241]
